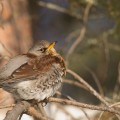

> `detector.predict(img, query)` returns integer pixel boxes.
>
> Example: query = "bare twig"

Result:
[98,102,120,120]
[63,79,88,91]
[97,111,107,120]
[28,106,49,120]
[81,108,91,120]
[113,62,120,100]
[110,102,120,107]
[86,38,120,52]
[38,1,82,20]
[66,26,86,60]
[37,103,48,117]
[56,92,91,120]
[85,67,104,96]
[0,104,15,109]
[56,103,77,120]
[118,62,120,84]
[48,97,120,115]
[56,91,74,101]
[102,34,110,68]
[66,2,92,60]
[67,69,109,106]
[0,41,13,57]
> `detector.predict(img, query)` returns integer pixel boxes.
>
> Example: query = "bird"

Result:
[0,40,66,102]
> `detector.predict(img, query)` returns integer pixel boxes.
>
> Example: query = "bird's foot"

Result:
[40,98,48,107]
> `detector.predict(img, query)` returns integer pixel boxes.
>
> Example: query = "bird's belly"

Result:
[16,79,62,101]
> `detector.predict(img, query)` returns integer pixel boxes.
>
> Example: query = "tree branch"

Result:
[48,97,120,116]
[66,2,92,60]
[4,101,30,120]
[67,69,109,106]
[38,1,82,20]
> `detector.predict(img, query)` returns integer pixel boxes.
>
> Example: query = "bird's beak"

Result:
[47,41,56,51]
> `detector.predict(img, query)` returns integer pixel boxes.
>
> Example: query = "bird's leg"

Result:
[40,98,48,107]
[18,113,23,120]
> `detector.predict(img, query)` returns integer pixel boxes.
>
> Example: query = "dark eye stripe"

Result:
[38,48,47,52]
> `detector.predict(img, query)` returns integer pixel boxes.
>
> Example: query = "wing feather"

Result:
[0,55,29,80]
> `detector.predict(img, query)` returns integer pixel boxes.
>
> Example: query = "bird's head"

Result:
[28,40,57,57]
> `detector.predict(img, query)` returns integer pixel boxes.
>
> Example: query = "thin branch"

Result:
[102,34,110,68]
[66,2,92,60]
[48,97,120,115]
[110,102,120,107]
[37,103,48,117]
[0,41,13,57]
[67,69,109,106]
[98,102,120,120]
[56,92,91,120]
[85,67,104,96]
[56,91,75,101]
[56,103,77,120]
[113,62,120,100]
[27,106,49,120]
[81,108,91,120]
[63,79,88,91]
[0,104,15,109]
[66,26,86,60]
[83,2,93,24]
[38,1,82,20]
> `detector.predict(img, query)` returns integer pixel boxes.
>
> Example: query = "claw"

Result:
[41,98,48,107]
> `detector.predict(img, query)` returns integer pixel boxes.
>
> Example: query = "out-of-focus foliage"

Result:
[62,0,120,99]
[98,0,120,35]
[0,0,120,119]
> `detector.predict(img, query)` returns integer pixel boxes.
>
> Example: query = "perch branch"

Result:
[48,97,120,115]
[27,106,49,120]
[4,101,49,120]
[4,101,30,120]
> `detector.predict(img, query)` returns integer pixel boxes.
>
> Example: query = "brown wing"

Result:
[11,63,37,79]
[7,56,52,83]
[6,58,39,83]
[5,54,66,83]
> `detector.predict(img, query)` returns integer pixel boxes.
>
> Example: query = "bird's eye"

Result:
[37,48,46,52]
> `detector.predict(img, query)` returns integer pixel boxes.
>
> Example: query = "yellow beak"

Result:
[47,41,56,51]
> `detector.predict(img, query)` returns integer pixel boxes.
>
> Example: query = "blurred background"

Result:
[0,0,120,120]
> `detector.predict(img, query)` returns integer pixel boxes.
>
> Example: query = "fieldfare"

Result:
[0,40,66,102]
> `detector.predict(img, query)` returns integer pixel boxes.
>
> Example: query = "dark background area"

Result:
[0,0,120,119]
